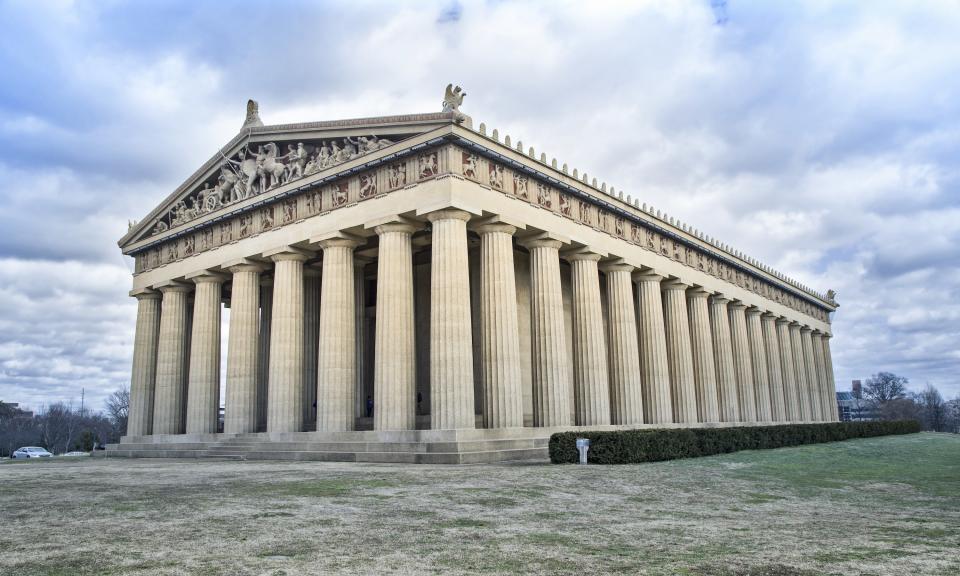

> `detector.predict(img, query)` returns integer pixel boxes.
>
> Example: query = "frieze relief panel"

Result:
[454,148,830,323]
[147,134,406,238]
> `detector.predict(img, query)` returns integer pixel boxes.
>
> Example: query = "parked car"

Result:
[11,447,53,459]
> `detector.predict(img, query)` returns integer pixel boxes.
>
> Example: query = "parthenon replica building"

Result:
[107,87,839,463]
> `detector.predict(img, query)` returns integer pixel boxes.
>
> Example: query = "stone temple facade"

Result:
[107,88,839,463]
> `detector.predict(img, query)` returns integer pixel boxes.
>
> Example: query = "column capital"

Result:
[469,214,526,234]
[518,231,568,251]
[761,311,779,320]
[185,270,229,284]
[263,246,313,262]
[661,278,690,291]
[800,326,812,333]
[686,286,712,299]
[473,222,517,236]
[130,288,161,300]
[311,231,364,250]
[425,208,472,223]
[776,316,791,325]
[710,294,730,306]
[728,301,748,311]
[632,270,664,284]
[561,249,603,263]
[154,280,192,293]
[745,306,763,317]
[223,258,267,274]
[304,264,322,278]
[365,214,420,236]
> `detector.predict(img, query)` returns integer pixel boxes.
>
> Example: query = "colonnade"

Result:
[126,210,838,437]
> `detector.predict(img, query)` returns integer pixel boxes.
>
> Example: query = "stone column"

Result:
[745,307,772,422]
[185,273,225,434]
[521,236,572,427]
[152,283,191,435]
[728,302,757,422]
[789,322,811,422]
[223,263,263,434]
[566,251,611,426]
[477,223,523,428]
[635,271,672,424]
[822,334,839,421]
[812,331,830,421]
[761,313,787,422]
[427,210,476,430]
[354,258,369,420]
[709,296,739,422]
[801,327,822,421]
[687,288,719,423]
[776,318,799,421]
[662,279,697,423]
[302,266,321,430]
[257,277,273,432]
[373,221,418,430]
[127,290,161,436]
[601,263,643,425]
[266,249,310,433]
[316,235,362,431]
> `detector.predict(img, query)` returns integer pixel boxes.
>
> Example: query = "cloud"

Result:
[1,0,959,411]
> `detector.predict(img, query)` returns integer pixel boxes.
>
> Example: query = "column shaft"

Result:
[185,275,224,434]
[776,319,799,421]
[267,251,308,433]
[373,223,417,430]
[822,335,839,421]
[152,285,191,434]
[478,224,523,428]
[568,252,611,426]
[303,268,321,430]
[801,328,822,421]
[224,264,262,434]
[789,323,811,421]
[761,314,787,422]
[710,296,739,422]
[662,281,697,423]
[127,292,161,436]
[427,210,476,429]
[812,332,830,421]
[728,303,756,422]
[604,265,644,424]
[636,272,672,424]
[745,308,772,422]
[687,289,719,423]
[317,238,361,431]
[257,279,273,431]
[523,237,572,427]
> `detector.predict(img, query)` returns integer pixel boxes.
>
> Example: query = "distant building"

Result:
[836,387,875,421]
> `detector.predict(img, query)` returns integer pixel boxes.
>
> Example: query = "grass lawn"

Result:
[0,432,957,575]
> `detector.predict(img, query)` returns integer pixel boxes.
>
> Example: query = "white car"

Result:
[11,447,53,459]
[62,451,90,457]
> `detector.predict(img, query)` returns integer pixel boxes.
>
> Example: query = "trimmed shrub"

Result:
[548,420,921,464]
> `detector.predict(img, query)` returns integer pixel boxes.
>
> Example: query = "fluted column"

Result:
[477,223,523,428]
[602,263,643,424]
[728,302,756,422]
[127,290,161,436]
[427,210,476,430]
[224,263,263,434]
[266,249,310,433]
[776,318,799,421]
[635,271,672,424]
[564,251,611,426]
[257,277,273,432]
[185,273,225,434]
[316,235,362,431]
[801,327,822,421]
[687,288,719,423]
[789,322,811,422]
[521,236,571,427]
[152,283,191,435]
[822,334,839,420]
[709,296,739,422]
[812,331,831,421]
[373,221,418,430]
[302,266,321,430]
[745,307,772,422]
[761,313,787,421]
[662,279,697,423]
[354,258,369,420]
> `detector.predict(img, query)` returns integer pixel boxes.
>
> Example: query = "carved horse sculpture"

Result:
[260,143,287,191]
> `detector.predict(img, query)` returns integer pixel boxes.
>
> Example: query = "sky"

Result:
[1,0,958,413]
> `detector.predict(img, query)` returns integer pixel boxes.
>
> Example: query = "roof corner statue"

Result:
[113,84,840,463]
[242,98,264,129]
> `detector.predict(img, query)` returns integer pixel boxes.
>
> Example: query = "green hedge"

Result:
[549,420,921,464]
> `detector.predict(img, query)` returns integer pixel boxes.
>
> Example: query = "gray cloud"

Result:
[1,0,958,411]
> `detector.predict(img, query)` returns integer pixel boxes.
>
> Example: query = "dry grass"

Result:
[0,433,957,575]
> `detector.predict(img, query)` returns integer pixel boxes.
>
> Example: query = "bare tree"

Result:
[39,402,78,454]
[863,372,909,407]
[915,384,947,432]
[105,387,130,438]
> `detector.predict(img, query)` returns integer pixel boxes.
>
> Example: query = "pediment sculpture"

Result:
[151,134,397,236]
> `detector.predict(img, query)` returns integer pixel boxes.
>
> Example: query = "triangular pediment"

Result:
[119,111,463,251]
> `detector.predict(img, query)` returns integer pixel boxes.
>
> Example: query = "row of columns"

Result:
[127,210,838,436]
